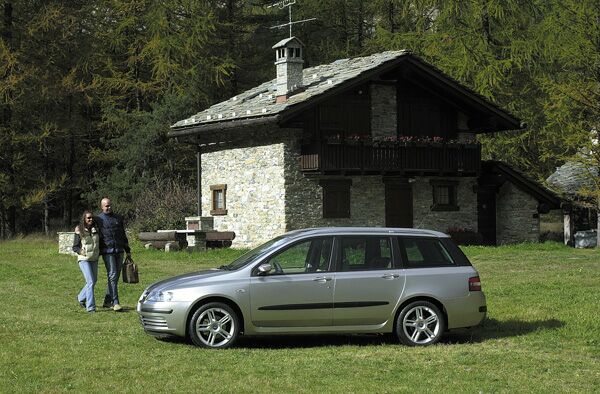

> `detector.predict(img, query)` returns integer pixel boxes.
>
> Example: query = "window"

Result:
[320,179,351,218]
[263,237,333,275]
[210,184,227,215]
[430,180,459,211]
[340,236,393,271]
[399,238,455,268]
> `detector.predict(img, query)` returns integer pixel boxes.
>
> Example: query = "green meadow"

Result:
[0,237,598,393]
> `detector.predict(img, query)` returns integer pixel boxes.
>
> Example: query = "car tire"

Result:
[396,300,445,346]
[189,302,240,349]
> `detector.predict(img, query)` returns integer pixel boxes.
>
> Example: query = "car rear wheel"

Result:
[189,302,239,349]
[396,301,445,346]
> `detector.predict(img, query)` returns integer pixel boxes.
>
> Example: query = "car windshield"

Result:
[221,235,289,271]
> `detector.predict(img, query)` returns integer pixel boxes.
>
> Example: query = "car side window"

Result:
[264,237,333,275]
[399,237,455,268]
[340,236,392,271]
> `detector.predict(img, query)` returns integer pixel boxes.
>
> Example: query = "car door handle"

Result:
[382,274,400,279]
[313,277,332,283]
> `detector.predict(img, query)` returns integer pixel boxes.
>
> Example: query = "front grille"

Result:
[141,316,168,330]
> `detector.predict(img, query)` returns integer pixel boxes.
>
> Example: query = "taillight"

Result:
[469,276,482,291]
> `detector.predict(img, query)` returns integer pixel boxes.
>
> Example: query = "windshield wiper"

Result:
[218,265,230,270]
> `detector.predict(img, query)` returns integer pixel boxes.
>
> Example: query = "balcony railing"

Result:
[300,142,481,174]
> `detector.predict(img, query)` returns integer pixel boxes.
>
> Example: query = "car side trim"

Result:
[258,301,389,311]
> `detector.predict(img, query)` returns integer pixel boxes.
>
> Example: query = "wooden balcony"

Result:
[300,142,481,175]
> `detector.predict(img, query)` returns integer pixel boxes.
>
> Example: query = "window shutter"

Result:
[320,179,352,218]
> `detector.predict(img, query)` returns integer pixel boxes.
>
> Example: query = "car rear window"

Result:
[398,237,455,268]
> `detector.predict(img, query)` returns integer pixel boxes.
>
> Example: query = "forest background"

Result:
[0,0,598,237]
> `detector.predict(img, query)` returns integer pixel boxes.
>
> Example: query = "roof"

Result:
[546,161,598,197]
[272,37,303,49]
[483,161,562,208]
[169,51,522,139]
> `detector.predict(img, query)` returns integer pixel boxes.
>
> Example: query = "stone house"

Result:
[169,38,560,248]
[546,161,599,244]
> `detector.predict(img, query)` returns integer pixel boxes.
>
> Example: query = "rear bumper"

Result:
[444,291,487,329]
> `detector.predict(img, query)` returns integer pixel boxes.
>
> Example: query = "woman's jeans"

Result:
[78,260,98,312]
[102,253,123,306]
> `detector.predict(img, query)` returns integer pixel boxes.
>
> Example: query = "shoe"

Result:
[78,298,86,308]
[113,304,123,312]
[87,309,96,313]
[103,299,112,308]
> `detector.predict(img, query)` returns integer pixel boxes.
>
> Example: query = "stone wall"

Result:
[201,130,299,248]
[284,138,386,230]
[412,177,478,233]
[370,84,397,139]
[496,182,540,244]
[204,132,481,247]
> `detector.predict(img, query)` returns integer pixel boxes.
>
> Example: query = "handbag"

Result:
[122,255,139,284]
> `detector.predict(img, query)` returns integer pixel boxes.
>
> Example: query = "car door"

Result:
[332,235,406,326]
[250,237,334,327]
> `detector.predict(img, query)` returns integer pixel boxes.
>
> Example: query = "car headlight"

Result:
[145,290,174,303]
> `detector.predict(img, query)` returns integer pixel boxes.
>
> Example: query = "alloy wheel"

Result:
[402,305,441,345]
[194,307,236,348]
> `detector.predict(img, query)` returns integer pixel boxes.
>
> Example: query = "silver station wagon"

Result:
[137,228,486,348]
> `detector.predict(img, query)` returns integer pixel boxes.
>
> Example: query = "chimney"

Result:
[273,37,304,103]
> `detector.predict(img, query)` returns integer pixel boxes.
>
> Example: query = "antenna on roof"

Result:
[268,0,316,38]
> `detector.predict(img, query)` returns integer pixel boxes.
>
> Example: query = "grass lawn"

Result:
[0,237,599,393]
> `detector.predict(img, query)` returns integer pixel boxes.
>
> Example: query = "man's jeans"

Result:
[102,253,124,306]
[78,260,98,312]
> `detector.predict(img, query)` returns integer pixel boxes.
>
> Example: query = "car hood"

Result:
[146,269,231,292]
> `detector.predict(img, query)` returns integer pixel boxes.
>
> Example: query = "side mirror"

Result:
[257,263,272,275]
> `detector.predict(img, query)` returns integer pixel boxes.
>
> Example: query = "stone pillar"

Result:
[563,209,574,246]
[185,216,214,231]
[187,231,207,251]
[58,232,77,255]
[370,84,397,139]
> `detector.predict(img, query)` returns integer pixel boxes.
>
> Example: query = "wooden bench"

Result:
[139,231,188,251]
[138,230,236,251]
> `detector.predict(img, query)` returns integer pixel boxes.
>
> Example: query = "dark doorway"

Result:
[477,186,496,245]
[385,180,413,228]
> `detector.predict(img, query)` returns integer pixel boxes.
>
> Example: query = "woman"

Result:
[72,211,100,313]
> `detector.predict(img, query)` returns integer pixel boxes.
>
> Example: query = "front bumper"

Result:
[137,301,191,337]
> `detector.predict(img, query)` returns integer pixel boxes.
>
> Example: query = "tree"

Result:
[83,0,232,219]
[1,1,99,235]
[536,0,600,245]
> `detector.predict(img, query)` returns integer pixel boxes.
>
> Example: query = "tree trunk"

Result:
[597,204,599,248]
[0,203,4,239]
[2,2,15,237]
[8,206,16,237]
[43,199,49,236]
[388,1,395,33]
[356,0,364,50]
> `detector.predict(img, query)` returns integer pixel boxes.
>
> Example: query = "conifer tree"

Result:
[537,0,600,244]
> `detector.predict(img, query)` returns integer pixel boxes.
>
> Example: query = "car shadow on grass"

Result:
[235,334,391,349]
[156,333,390,349]
[442,318,564,344]
[153,318,564,349]
[233,318,564,349]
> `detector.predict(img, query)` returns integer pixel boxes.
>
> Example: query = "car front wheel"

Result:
[396,301,445,346]
[189,302,240,349]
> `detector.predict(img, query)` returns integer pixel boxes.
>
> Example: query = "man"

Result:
[96,197,131,312]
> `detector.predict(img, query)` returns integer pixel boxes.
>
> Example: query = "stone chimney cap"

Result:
[272,36,304,49]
